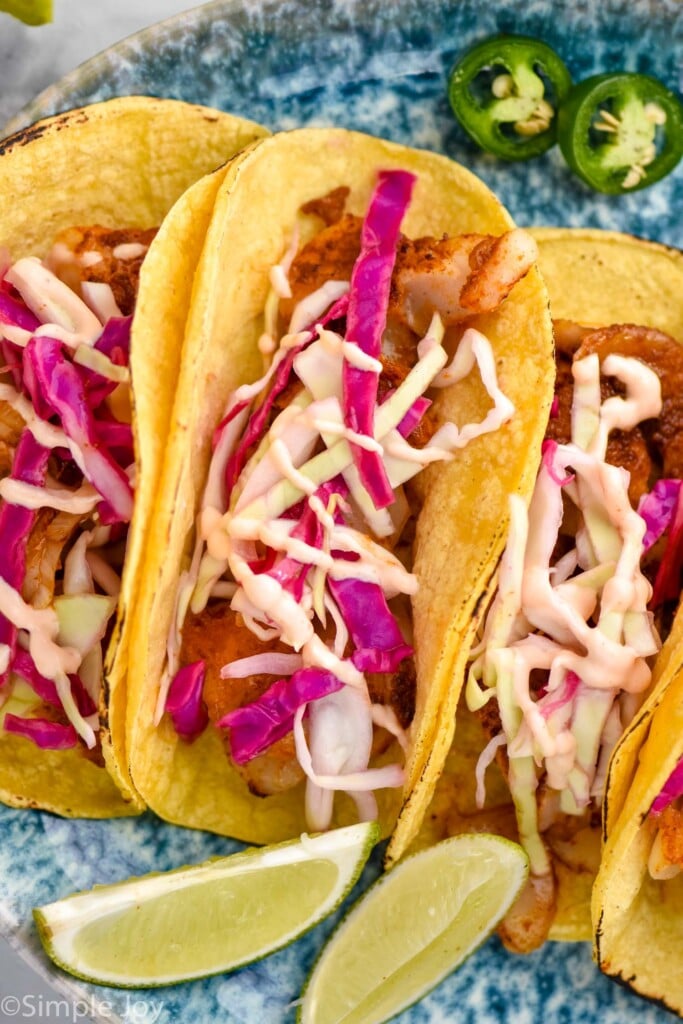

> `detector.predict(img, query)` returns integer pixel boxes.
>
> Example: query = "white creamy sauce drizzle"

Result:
[167,237,517,830]
[469,351,664,875]
[0,477,98,514]
[112,242,147,261]
[288,280,348,335]
[0,383,78,454]
[0,250,129,743]
[80,250,104,268]
[6,258,103,346]
[0,576,80,678]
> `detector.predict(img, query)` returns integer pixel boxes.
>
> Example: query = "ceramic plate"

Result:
[1,1,682,1022]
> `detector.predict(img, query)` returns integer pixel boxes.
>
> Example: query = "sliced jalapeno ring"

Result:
[447,35,572,161]
[557,72,683,194]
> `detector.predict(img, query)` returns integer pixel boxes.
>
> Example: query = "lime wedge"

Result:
[0,0,52,25]
[34,822,379,988]
[299,833,528,1024]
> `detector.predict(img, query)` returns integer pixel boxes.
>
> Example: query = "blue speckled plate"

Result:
[1,2,682,1023]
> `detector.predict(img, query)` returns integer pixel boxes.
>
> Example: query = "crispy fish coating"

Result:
[181,604,305,797]
[659,804,683,868]
[49,225,157,316]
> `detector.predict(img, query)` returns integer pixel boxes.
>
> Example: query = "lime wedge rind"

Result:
[298,833,529,1024]
[34,821,380,989]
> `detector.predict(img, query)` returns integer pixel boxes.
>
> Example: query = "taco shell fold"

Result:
[418,228,683,945]
[125,127,554,847]
[568,229,683,1008]
[0,96,267,817]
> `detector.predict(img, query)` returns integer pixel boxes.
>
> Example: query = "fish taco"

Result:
[125,127,554,846]
[582,237,683,1012]
[0,96,267,816]
[417,228,683,951]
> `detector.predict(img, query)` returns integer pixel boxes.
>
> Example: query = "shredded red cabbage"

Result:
[218,667,344,764]
[11,650,96,717]
[213,397,252,451]
[549,394,560,419]
[223,294,349,501]
[651,755,683,815]
[541,439,575,487]
[266,479,345,600]
[651,481,683,608]
[93,418,134,469]
[0,286,40,333]
[538,669,582,717]
[165,661,208,742]
[24,336,133,523]
[3,714,78,750]
[94,316,131,361]
[81,316,132,407]
[0,284,37,390]
[328,577,413,673]
[638,479,683,552]
[0,431,50,688]
[343,170,416,510]
[396,395,431,440]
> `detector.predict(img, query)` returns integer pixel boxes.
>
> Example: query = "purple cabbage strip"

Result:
[328,577,413,673]
[652,481,683,608]
[0,286,40,332]
[94,418,134,470]
[651,755,683,815]
[0,431,50,688]
[24,335,133,523]
[0,287,39,390]
[218,667,344,764]
[396,396,431,439]
[342,169,416,510]
[265,479,344,601]
[12,650,96,718]
[165,661,208,743]
[638,479,683,552]
[21,343,55,421]
[3,713,78,750]
[541,439,575,487]
[94,316,131,361]
[267,558,310,605]
[212,397,251,451]
[81,316,132,407]
[223,293,349,502]
[538,668,582,718]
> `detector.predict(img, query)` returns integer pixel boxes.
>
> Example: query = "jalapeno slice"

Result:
[447,35,572,161]
[557,72,683,194]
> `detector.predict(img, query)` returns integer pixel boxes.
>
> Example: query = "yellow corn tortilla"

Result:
[550,234,683,1011]
[126,127,554,846]
[0,96,268,817]
[533,230,683,840]
[593,666,683,1012]
[415,228,683,942]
